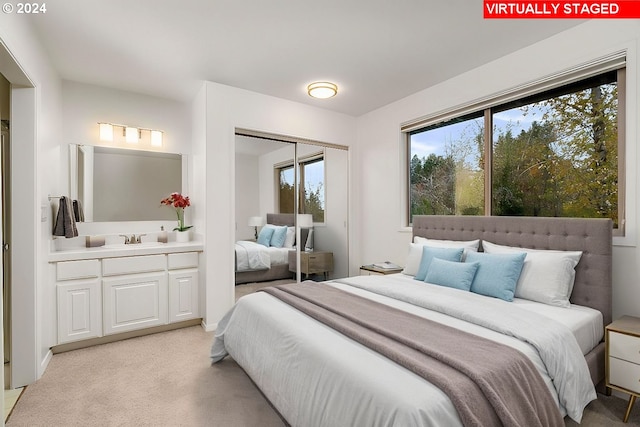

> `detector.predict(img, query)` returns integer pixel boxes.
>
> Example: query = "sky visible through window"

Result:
[280,161,325,206]
[411,106,548,162]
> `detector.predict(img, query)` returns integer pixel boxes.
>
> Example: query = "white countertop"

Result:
[48,241,204,263]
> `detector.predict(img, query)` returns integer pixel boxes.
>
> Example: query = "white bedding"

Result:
[212,275,597,426]
[350,273,603,356]
[235,241,290,272]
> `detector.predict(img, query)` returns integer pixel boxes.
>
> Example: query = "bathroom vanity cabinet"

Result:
[51,243,202,346]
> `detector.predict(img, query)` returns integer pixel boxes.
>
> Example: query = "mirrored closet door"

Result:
[234,130,348,286]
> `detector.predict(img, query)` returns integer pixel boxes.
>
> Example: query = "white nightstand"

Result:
[606,315,640,422]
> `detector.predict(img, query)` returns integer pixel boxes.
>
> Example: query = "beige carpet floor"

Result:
[7,325,285,427]
[6,280,640,426]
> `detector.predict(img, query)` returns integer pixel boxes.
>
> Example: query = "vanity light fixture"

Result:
[125,126,139,144]
[99,123,114,142]
[97,122,163,147]
[307,82,338,99]
[150,130,163,147]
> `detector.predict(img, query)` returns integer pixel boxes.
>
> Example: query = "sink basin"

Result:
[102,242,165,249]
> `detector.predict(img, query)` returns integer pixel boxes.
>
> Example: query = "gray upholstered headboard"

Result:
[412,216,613,327]
[266,213,295,226]
[265,213,311,248]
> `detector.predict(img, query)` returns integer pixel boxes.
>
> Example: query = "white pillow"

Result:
[413,237,480,261]
[481,240,582,308]
[402,238,480,276]
[283,227,295,248]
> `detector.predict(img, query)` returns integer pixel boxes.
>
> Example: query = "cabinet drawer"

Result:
[57,259,100,281]
[609,331,640,364]
[168,252,198,270]
[609,356,640,394]
[308,253,333,272]
[103,254,166,276]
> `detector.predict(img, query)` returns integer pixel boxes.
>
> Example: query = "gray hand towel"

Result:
[73,199,84,222]
[53,196,78,238]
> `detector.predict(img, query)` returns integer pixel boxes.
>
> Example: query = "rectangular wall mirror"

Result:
[69,144,182,222]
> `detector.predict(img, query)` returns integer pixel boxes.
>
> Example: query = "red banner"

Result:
[484,1,640,18]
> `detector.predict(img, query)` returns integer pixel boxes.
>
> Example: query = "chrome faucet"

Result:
[118,234,146,244]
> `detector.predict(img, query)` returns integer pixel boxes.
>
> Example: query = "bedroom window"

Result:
[277,155,325,223]
[407,67,625,234]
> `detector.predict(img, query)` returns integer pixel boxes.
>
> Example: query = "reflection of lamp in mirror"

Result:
[248,216,264,240]
[99,123,114,141]
[297,214,313,228]
[298,214,314,252]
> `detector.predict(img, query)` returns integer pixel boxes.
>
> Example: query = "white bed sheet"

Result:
[512,296,603,356]
[267,246,290,265]
[373,273,603,356]
[235,241,290,272]
[213,275,597,426]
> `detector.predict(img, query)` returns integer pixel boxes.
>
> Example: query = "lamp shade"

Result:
[151,130,163,147]
[298,214,313,228]
[125,127,139,143]
[99,123,114,141]
[248,216,264,227]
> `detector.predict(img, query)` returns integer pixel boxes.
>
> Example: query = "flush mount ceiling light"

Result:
[307,82,338,99]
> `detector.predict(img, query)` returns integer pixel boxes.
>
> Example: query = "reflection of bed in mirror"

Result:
[235,213,311,285]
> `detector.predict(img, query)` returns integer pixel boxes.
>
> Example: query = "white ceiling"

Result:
[30,1,583,116]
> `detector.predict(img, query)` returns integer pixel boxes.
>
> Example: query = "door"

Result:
[1,73,10,392]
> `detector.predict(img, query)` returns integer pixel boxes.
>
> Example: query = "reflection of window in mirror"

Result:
[277,152,325,223]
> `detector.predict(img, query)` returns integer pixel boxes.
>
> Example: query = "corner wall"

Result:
[0,13,62,386]
[354,20,640,321]
[197,82,357,328]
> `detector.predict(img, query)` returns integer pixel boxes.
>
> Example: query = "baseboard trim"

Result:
[202,319,218,332]
[39,349,53,378]
[51,319,203,354]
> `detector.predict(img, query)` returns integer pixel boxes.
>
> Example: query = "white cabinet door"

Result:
[103,272,168,335]
[168,269,199,323]
[57,279,102,344]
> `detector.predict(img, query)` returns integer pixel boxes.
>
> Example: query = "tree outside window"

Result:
[278,157,325,223]
[408,70,621,230]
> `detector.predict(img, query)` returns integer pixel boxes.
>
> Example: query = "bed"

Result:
[235,213,311,285]
[215,215,612,426]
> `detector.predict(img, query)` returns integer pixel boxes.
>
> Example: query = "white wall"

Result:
[0,13,62,386]
[235,152,261,241]
[60,81,194,238]
[354,20,640,321]
[196,82,357,329]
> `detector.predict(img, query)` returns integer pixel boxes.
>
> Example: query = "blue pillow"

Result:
[425,258,479,291]
[270,226,288,248]
[465,251,526,301]
[414,246,464,281]
[257,226,275,247]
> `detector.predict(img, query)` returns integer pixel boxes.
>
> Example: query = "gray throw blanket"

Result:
[260,282,564,427]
